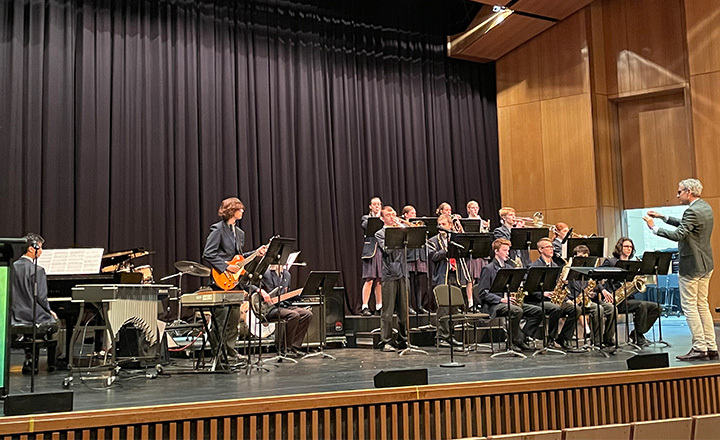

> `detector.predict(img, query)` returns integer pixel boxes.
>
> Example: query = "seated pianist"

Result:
[11,233,59,374]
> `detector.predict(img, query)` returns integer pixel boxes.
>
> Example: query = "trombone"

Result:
[513,212,544,227]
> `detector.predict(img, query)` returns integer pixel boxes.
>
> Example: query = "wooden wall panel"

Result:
[544,207,599,237]
[540,94,596,210]
[684,0,720,76]
[599,205,621,245]
[600,0,629,96]
[538,11,590,100]
[624,0,687,92]
[638,106,693,207]
[690,72,720,198]
[498,103,546,212]
[496,37,542,107]
[592,94,616,207]
[616,92,688,209]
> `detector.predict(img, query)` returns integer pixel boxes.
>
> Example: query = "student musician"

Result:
[493,207,531,267]
[466,200,490,302]
[527,238,577,349]
[552,222,570,263]
[402,205,429,315]
[375,206,409,352]
[427,214,470,348]
[436,202,452,217]
[261,265,313,357]
[203,197,267,364]
[599,237,660,347]
[360,197,383,316]
[11,233,59,374]
[476,238,538,351]
[567,245,616,348]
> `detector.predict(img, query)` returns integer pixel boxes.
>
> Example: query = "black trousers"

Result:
[489,302,523,344]
[266,305,314,350]
[380,278,408,347]
[618,299,660,336]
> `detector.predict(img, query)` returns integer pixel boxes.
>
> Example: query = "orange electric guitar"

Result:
[211,237,276,290]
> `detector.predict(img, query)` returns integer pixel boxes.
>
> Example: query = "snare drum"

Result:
[133,265,154,284]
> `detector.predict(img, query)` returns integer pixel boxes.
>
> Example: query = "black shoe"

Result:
[22,360,38,375]
[514,339,532,352]
[417,307,430,315]
[374,308,382,316]
[677,348,709,361]
[361,308,372,316]
[708,350,718,360]
[396,341,408,350]
[409,307,418,315]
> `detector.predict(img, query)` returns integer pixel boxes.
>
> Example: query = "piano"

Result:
[48,272,143,360]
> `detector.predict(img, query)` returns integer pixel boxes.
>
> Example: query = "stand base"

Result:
[532,347,566,356]
[266,354,298,364]
[650,339,672,348]
[399,345,428,356]
[302,349,336,360]
[583,344,611,358]
[491,349,527,359]
[440,361,465,368]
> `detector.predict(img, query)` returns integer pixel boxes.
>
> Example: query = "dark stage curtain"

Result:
[0,0,499,313]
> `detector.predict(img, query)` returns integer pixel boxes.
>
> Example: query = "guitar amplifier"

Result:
[295,287,346,346]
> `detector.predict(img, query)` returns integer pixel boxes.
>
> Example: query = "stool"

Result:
[11,323,59,372]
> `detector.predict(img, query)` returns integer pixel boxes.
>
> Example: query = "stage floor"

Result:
[3,317,719,414]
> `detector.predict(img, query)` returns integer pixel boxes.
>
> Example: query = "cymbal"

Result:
[174,260,211,277]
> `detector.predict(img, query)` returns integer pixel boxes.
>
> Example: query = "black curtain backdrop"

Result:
[0,0,499,313]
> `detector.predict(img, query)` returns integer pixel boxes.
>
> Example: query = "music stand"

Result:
[569,267,627,357]
[566,237,606,258]
[640,251,673,347]
[524,266,565,356]
[241,237,295,372]
[385,226,429,357]
[566,256,598,351]
[614,260,643,352]
[301,271,340,360]
[459,219,482,233]
[364,218,383,238]
[489,268,527,359]
[413,217,438,328]
[510,228,549,266]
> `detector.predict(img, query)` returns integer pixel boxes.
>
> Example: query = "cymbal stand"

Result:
[160,271,185,323]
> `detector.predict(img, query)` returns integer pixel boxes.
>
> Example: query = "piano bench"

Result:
[11,324,59,371]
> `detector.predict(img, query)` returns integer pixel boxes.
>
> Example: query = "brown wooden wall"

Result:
[1,365,719,439]
[496,0,720,319]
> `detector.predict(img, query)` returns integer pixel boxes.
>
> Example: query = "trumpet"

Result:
[549,225,595,239]
[513,212,544,227]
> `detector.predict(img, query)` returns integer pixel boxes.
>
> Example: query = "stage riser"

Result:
[3,366,720,439]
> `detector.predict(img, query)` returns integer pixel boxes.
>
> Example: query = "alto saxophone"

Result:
[550,261,572,305]
[510,289,528,306]
[613,276,647,306]
[576,279,596,308]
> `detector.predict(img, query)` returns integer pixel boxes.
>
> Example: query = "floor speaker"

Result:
[626,352,669,370]
[374,368,428,388]
[4,390,74,415]
[325,287,345,337]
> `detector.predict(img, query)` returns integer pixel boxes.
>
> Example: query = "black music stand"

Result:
[451,232,493,331]
[566,237,606,258]
[567,256,598,351]
[510,228,549,267]
[459,219,482,233]
[240,237,295,373]
[640,251,673,347]
[384,226,429,357]
[614,260,643,352]
[301,271,340,360]
[489,268,527,359]
[569,267,627,357]
[413,217,438,328]
[524,266,565,356]
[365,218,383,238]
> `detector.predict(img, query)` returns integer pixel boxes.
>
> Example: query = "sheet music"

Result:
[284,251,301,270]
[36,248,104,275]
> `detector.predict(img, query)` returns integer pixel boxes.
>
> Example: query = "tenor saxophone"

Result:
[550,261,572,305]
[576,279,597,308]
[511,289,528,306]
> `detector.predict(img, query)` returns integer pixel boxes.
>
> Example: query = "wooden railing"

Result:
[1,364,719,439]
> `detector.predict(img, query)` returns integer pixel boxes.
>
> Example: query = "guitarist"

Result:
[203,197,267,363]
[261,265,313,357]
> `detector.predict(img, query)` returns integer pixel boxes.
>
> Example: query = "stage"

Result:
[2,317,718,414]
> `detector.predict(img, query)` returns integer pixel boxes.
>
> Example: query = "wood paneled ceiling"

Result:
[448,0,595,62]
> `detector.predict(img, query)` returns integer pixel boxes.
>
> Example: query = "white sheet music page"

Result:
[36,248,105,275]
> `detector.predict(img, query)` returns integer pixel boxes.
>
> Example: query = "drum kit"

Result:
[101,248,157,282]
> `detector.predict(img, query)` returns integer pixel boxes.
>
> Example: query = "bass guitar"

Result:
[251,287,303,317]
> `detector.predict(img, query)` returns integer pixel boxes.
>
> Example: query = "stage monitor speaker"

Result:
[373,368,428,388]
[626,352,669,370]
[325,287,345,337]
[4,390,74,416]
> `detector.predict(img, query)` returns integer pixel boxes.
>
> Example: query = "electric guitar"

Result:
[251,287,303,316]
[211,236,276,290]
